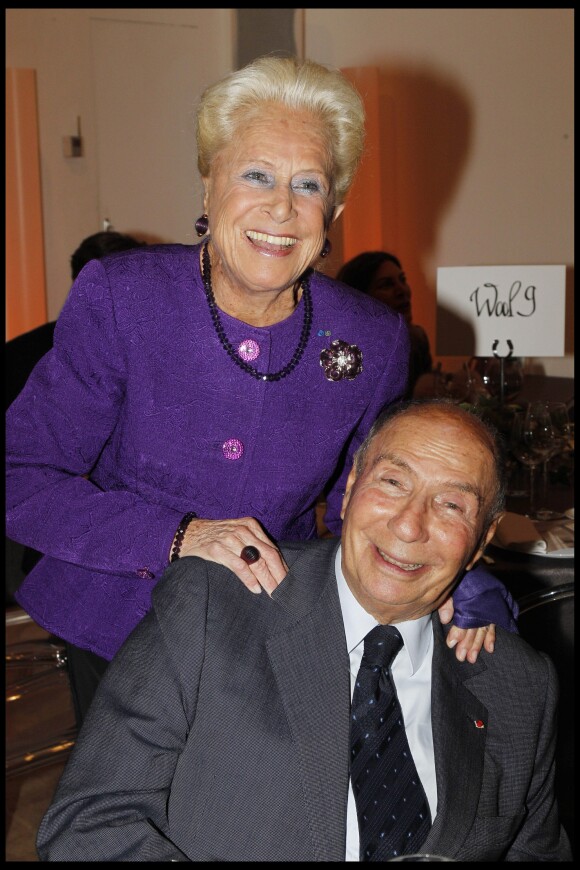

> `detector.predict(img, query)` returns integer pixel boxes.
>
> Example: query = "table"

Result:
[483,544,573,602]
[482,475,574,603]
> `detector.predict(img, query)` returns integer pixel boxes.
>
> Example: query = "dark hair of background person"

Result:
[336,250,433,397]
[70,231,146,280]
[336,251,402,298]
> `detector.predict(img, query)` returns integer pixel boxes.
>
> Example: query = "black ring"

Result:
[240,545,260,565]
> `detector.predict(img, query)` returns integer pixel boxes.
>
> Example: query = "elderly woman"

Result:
[6,56,515,725]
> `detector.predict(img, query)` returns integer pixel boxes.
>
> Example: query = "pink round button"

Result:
[222,438,244,461]
[238,339,260,362]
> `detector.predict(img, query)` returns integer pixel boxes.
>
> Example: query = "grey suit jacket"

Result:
[37,539,571,861]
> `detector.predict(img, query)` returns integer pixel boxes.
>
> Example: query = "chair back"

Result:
[517,584,574,854]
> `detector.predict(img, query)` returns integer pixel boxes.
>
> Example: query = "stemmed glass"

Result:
[509,403,556,519]
[536,401,571,520]
[547,401,572,459]
[480,356,524,404]
[434,362,475,404]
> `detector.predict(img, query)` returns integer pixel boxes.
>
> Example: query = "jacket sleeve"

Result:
[503,653,572,861]
[5,260,182,578]
[323,315,410,535]
[451,564,519,633]
[35,561,205,862]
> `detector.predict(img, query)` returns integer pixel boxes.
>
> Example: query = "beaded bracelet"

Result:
[170,511,198,563]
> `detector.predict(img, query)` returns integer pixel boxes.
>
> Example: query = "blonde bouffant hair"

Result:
[196,55,366,206]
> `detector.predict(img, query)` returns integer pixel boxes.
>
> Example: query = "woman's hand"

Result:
[178,517,288,595]
[438,598,496,663]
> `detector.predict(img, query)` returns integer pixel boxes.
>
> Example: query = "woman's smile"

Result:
[244,230,298,255]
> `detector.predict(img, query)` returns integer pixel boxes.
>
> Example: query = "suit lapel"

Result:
[267,542,351,862]
[421,619,489,858]
[266,548,490,861]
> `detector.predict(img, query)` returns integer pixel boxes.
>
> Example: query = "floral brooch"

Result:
[320,339,363,382]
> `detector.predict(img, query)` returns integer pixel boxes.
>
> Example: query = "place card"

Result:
[436,265,565,357]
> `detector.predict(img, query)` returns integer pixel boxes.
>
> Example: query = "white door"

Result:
[89,9,233,244]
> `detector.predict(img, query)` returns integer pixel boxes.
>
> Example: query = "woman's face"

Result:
[368,259,412,323]
[203,105,343,296]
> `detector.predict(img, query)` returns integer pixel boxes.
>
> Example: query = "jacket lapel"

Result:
[421,619,489,858]
[267,541,351,861]
[266,549,490,861]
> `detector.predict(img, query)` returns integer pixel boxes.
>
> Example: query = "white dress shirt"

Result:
[334,547,438,861]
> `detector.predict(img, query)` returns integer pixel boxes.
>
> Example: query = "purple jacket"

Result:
[6,244,516,659]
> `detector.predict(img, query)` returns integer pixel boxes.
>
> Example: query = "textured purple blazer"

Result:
[6,243,515,660]
[7,244,410,658]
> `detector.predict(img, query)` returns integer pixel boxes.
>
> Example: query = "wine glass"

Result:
[547,401,572,457]
[536,402,572,519]
[509,404,555,519]
[434,363,475,404]
[480,357,524,404]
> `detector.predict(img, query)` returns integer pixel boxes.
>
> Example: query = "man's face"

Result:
[340,409,501,623]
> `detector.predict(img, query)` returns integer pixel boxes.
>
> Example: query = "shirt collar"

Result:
[335,544,432,675]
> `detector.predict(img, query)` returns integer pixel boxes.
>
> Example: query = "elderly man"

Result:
[37,401,571,862]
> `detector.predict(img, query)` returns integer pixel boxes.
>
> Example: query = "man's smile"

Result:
[377,547,424,572]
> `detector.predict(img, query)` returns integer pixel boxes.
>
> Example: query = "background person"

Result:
[6,56,515,730]
[36,401,570,862]
[336,250,433,397]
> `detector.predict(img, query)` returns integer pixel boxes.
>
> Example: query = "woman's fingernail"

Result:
[447,638,458,648]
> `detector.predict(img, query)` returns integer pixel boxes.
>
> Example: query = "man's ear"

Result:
[340,465,358,520]
[465,514,504,571]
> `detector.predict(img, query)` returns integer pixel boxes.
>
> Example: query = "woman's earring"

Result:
[195,214,209,237]
[320,238,332,258]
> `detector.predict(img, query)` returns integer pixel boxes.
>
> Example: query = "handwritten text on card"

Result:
[436,265,565,356]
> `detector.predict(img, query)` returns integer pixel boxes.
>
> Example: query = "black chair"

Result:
[516,584,574,854]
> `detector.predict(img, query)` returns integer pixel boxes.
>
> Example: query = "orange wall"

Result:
[6,68,48,340]
[322,67,387,285]
[334,65,458,360]
[340,67,383,262]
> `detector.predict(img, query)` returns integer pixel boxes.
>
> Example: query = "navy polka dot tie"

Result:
[350,624,431,861]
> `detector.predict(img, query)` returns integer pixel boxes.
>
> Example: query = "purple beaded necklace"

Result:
[201,242,313,382]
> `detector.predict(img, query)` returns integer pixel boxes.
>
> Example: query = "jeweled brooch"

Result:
[320,339,363,382]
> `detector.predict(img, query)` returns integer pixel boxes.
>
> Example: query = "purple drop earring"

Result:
[195,213,209,237]
[320,238,332,258]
